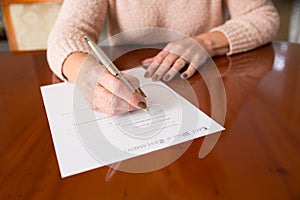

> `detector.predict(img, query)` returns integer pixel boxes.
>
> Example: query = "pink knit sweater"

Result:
[47,0,279,80]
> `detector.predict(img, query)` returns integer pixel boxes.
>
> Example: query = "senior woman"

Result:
[47,0,279,115]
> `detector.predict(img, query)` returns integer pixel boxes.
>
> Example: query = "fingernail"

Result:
[152,74,159,81]
[138,102,147,109]
[182,73,188,79]
[164,74,170,81]
[144,72,149,78]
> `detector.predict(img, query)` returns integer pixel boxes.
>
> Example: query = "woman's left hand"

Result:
[142,31,230,82]
[142,37,209,82]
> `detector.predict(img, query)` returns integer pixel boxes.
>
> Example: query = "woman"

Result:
[47,0,279,115]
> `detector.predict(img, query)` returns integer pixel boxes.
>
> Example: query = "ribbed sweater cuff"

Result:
[211,20,260,56]
[47,37,91,81]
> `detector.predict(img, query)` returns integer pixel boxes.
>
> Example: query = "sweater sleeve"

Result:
[211,0,279,55]
[47,0,108,80]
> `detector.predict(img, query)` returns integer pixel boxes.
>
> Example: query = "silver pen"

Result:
[84,36,147,99]
[85,36,147,181]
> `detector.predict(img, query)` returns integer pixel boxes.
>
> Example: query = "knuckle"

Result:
[108,109,116,116]
[175,59,185,67]
[158,50,168,57]
[91,102,98,111]
[154,52,167,63]
[128,92,138,105]
[98,70,110,84]
[163,57,174,66]
[93,105,100,112]
[154,56,163,63]
[112,79,123,94]
[107,94,116,108]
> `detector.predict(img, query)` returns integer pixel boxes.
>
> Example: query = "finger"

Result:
[94,84,136,115]
[94,98,135,116]
[142,57,154,66]
[123,74,146,98]
[144,50,169,78]
[122,74,140,90]
[98,70,146,109]
[163,58,187,81]
[181,63,197,79]
[152,53,179,81]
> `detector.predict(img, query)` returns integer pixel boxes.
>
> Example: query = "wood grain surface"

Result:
[0,42,299,199]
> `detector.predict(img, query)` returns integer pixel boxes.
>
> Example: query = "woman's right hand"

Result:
[63,52,147,116]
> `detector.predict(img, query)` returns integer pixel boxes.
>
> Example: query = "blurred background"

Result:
[0,0,299,51]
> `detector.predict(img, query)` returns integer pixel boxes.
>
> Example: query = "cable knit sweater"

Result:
[47,0,279,80]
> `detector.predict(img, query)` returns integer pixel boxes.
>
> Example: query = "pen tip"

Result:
[84,36,89,42]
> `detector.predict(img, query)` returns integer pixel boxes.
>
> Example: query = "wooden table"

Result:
[0,41,299,199]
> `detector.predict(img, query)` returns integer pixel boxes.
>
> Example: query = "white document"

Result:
[41,67,224,178]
